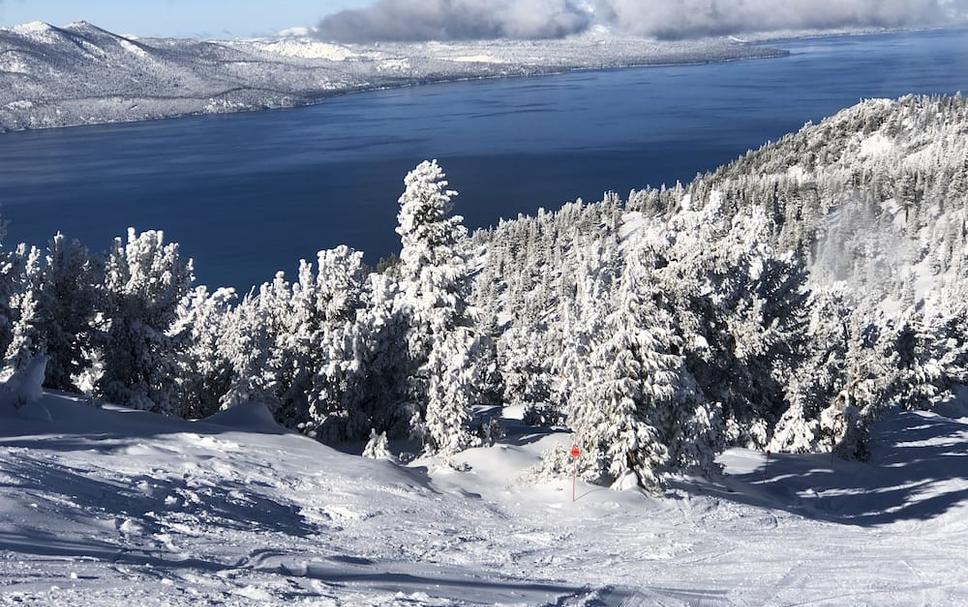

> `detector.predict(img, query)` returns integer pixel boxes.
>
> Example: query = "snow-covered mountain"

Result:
[0,21,784,132]
[474,94,968,461]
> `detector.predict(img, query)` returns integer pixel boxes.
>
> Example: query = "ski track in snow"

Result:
[0,394,966,605]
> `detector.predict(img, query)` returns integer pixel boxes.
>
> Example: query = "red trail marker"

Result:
[568,445,580,502]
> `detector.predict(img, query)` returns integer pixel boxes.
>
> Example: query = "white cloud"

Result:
[316,0,592,42]
[316,0,968,42]
[601,0,961,39]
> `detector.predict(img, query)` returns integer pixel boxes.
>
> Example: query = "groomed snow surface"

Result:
[1,378,967,606]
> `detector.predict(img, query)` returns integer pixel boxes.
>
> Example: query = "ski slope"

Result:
[1,389,967,605]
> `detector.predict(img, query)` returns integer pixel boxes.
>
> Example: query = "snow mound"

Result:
[204,399,286,434]
[0,354,49,416]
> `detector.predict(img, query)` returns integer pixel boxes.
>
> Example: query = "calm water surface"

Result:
[1,29,967,290]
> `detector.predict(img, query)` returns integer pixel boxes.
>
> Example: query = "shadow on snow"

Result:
[677,407,968,526]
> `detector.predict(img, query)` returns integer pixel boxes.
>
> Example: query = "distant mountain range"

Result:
[0,21,784,132]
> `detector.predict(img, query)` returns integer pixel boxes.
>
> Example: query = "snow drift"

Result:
[1,368,967,604]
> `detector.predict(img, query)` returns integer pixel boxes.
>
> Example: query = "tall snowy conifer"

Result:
[173,286,236,418]
[219,273,290,413]
[96,229,193,415]
[3,246,42,378]
[37,234,100,391]
[396,160,480,454]
[567,247,713,490]
[304,246,371,441]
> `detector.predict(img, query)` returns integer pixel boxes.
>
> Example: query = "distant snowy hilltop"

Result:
[0,21,784,132]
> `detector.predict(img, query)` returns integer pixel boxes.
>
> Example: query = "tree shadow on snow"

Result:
[0,396,292,456]
[675,409,968,526]
[0,453,318,567]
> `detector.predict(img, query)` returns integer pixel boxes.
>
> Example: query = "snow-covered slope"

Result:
[2,384,967,604]
[0,21,784,132]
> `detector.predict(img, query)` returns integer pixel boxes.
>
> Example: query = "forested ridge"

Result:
[2,94,966,491]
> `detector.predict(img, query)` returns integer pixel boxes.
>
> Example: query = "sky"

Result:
[0,0,368,38]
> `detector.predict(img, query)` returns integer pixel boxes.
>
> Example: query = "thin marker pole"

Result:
[572,458,577,502]
[569,444,580,502]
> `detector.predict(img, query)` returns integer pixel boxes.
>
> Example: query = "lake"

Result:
[1,28,967,291]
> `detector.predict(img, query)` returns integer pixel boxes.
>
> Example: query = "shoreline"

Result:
[3,25,959,136]
[0,25,798,136]
[0,48,790,137]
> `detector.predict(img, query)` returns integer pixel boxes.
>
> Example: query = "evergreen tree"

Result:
[95,229,193,415]
[566,248,716,490]
[39,234,100,391]
[173,286,236,418]
[3,246,42,377]
[2,235,100,391]
[219,273,289,412]
[303,246,371,441]
[771,285,852,453]
[395,160,481,455]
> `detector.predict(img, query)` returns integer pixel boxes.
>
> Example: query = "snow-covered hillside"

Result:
[0,21,784,132]
[2,376,967,605]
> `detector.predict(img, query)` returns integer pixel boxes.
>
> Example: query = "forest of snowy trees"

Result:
[1,94,967,491]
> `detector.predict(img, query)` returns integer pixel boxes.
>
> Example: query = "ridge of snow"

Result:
[257,39,356,61]
[11,21,54,35]
[448,54,506,64]
[204,399,286,434]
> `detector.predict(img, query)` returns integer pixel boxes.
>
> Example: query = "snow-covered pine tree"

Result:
[95,229,193,415]
[219,273,289,413]
[266,253,349,431]
[566,247,715,490]
[3,246,42,378]
[347,272,410,437]
[925,290,968,387]
[304,246,371,442]
[886,307,947,411]
[2,235,101,391]
[173,286,236,418]
[817,306,897,459]
[770,285,853,453]
[36,234,100,391]
[0,225,33,360]
[500,325,555,424]
[648,200,810,449]
[552,232,621,423]
[395,160,481,455]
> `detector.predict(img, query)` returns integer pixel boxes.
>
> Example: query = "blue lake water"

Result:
[1,28,967,291]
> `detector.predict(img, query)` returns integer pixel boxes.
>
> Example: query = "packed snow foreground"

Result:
[0,20,785,132]
[1,95,968,603]
[2,357,968,605]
